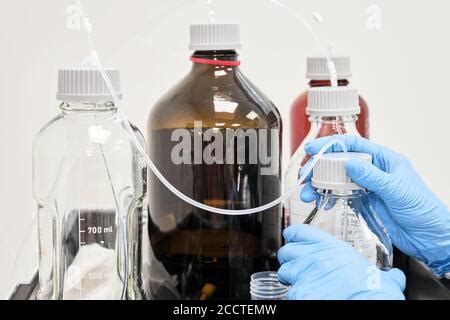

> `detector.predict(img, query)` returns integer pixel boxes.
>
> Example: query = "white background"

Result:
[1,0,449,298]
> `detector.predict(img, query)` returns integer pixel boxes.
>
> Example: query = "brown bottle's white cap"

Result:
[189,24,241,51]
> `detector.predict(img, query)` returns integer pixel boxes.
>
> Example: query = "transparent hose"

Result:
[267,0,338,87]
[99,61,345,216]
[75,0,347,217]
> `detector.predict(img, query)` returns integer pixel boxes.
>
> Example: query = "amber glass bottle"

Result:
[146,24,282,300]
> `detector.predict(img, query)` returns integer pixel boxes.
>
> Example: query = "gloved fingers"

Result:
[368,198,400,241]
[278,240,349,266]
[285,281,320,300]
[285,282,304,300]
[305,135,383,157]
[300,182,316,203]
[282,224,346,246]
[345,158,397,197]
[282,265,406,300]
[385,268,406,292]
[280,225,356,265]
[277,242,308,264]
[278,257,314,285]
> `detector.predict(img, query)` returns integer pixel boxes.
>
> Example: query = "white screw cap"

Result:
[306,87,360,116]
[306,56,352,80]
[189,24,241,51]
[56,68,122,103]
[312,153,372,190]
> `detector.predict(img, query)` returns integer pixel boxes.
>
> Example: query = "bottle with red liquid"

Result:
[285,87,362,225]
[290,56,369,155]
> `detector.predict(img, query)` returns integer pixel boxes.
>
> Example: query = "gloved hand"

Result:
[278,224,406,300]
[301,135,450,277]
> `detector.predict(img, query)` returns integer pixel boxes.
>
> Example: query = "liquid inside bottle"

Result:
[146,24,282,300]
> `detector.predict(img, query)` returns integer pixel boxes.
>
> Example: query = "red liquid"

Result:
[290,79,369,155]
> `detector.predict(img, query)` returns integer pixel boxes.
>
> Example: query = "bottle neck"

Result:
[309,79,350,87]
[317,189,367,198]
[308,114,360,136]
[190,50,240,72]
[59,101,117,113]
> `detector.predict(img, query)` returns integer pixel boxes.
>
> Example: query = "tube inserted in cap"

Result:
[306,56,351,80]
[56,68,122,103]
[312,153,372,190]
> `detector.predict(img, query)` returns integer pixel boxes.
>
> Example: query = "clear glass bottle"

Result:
[309,153,393,269]
[146,24,283,300]
[285,87,361,225]
[33,69,146,300]
[290,56,369,155]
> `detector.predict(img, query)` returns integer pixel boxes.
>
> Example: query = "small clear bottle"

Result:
[33,68,147,299]
[285,87,361,225]
[309,153,393,269]
[250,272,289,300]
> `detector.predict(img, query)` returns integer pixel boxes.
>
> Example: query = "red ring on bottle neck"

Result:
[190,57,241,67]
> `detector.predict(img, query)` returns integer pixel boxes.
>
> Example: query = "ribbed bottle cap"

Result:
[189,24,241,51]
[306,87,360,116]
[56,68,122,103]
[306,56,352,80]
[312,153,372,190]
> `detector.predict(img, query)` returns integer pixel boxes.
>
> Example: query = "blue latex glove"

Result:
[301,135,450,277]
[278,225,406,300]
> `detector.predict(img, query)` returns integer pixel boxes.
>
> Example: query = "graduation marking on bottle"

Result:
[88,226,113,234]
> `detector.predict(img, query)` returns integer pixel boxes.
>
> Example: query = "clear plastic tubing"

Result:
[74,0,346,216]
[94,56,346,216]
[268,0,338,87]
[250,272,290,300]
